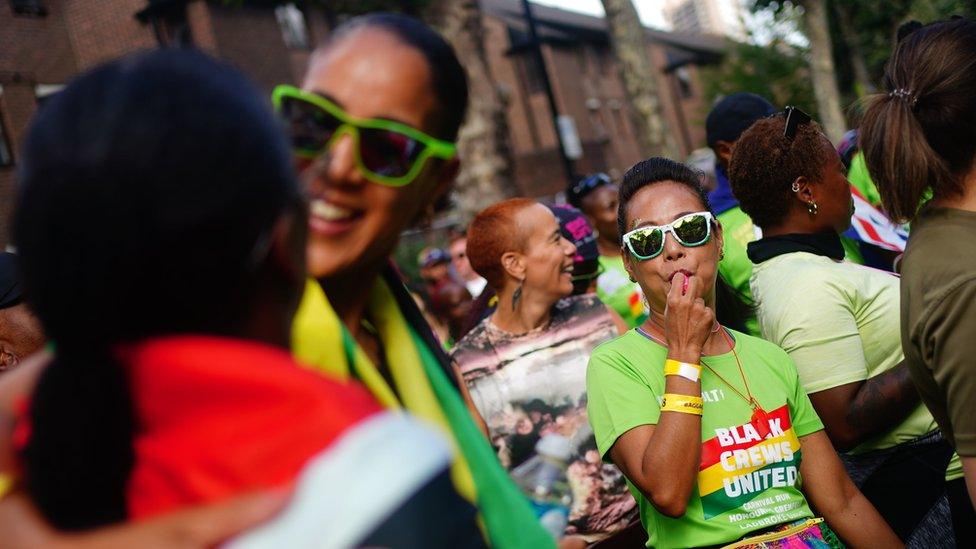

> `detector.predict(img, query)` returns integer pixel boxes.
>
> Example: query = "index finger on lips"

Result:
[686,273,704,299]
[668,272,685,304]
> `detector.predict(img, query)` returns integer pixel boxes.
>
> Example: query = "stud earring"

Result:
[807,201,819,216]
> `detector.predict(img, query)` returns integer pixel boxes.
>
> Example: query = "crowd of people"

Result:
[0,9,973,549]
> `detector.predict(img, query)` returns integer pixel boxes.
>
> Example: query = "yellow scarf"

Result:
[291,279,477,503]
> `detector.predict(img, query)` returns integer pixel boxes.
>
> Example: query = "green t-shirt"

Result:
[847,153,882,208]
[716,207,762,337]
[901,207,976,457]
[717,207,864,338]
[597,254,648,328]
[587,330,824,548]
[750,251,962,478]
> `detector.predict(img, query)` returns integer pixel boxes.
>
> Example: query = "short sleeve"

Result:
[586,350,660,459]
[921,279,976,456]
[780,351,825,438]
[768,277,868,394]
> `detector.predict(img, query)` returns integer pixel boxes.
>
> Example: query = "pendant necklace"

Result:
[701,328,772,439]
[639,316,771,439]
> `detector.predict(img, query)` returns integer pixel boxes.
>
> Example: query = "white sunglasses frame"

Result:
[622,211,715,260]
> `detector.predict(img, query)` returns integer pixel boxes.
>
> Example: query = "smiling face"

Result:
[621,182,723,314]
[514,204,577,299]
[299,28,454,280]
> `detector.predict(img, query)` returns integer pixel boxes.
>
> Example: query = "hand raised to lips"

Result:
[667,269,694,295]
[663,271,715,362]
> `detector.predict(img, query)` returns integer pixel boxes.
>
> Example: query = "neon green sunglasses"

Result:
[272,84,457,187]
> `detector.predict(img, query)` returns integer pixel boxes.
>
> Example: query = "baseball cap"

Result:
[566,173,612,208]
[705,93,776,148]
[418,247,451,269]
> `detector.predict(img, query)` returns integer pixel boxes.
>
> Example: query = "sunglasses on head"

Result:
[782,105,812,140]
[272,85,457,187]
[622,211,714,261]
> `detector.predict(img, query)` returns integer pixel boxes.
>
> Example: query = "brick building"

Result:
[0,0,724,246]
[482,0,723,197]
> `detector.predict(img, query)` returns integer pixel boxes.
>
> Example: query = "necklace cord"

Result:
[701,328,758,410]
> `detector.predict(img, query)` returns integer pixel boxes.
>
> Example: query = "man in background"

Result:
[449,235,487,298]
[568,174,646,328]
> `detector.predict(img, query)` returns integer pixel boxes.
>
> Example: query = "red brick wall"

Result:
[206,3,307,93]
[61,0,155,71]
[482,12,710,198]
[1,0,83,247]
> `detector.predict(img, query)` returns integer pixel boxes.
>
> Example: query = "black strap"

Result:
[381,263,462,392]
[746,232,845,264]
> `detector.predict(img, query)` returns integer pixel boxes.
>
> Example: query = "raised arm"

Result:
[607,274,714,517]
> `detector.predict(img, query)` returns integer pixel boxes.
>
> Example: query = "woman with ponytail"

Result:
[6,49,484,547]
[860,17,976,514]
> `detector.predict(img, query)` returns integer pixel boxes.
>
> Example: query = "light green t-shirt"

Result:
[750,252,962,478]
[597,254,648,328]
[717,208,867,340]
[587,330,824,548]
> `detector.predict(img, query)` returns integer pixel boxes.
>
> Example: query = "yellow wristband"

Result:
[661,393,704,416]
[664,359,701,382]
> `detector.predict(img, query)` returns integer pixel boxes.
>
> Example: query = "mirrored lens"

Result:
[672,214,710,245]
[628,227,664,258]
[359,127,424,178]
[279,95,342,155]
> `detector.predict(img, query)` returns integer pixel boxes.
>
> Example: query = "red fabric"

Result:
[123,336,381,519]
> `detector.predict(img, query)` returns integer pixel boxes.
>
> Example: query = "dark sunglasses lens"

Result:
[279,95,340,154]
[784,107,811,140]
[629,228,664,258]
[358,128,424,178]
[673,214,709,245]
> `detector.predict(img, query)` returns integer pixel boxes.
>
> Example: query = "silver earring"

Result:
[791,182,800,193]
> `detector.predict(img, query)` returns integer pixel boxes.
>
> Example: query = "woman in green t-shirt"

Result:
[586,157,899,548]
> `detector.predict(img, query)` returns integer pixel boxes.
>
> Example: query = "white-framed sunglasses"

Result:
[622,211,715,261]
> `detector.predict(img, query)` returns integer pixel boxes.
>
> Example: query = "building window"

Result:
[275,3,309,50]
[0,89,12,167]
[9,0,47,17]
[136,1,193,47]
[675,66,694,99]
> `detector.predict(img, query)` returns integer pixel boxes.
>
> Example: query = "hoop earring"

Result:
[807,201,819,216]
[791,182,800,193]
[511,281,523,311]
